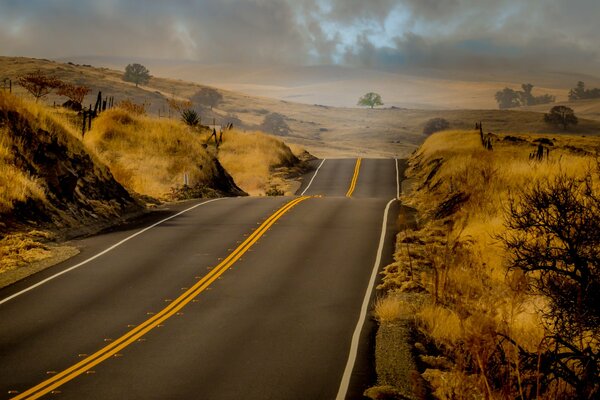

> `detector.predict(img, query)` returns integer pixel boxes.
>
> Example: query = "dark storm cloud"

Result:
[0,0,598,74]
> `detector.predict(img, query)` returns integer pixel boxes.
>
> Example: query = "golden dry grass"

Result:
[217,129,297,195]
[373,296,412,323]
[0,128,46,214]
[84,109,300,198]
[84,109,217,199]
[0,91,84,214]
[0,231,54,274]
[381,128,600,398]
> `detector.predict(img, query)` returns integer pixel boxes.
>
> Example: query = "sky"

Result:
[1,0,599,75]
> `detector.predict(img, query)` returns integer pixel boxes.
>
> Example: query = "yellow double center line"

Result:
[345,158,362,197]
[13,196,312,400]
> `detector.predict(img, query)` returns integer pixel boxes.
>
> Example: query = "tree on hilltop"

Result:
[358,92,384,109]
[123,63,151,87]
[544,105,578,130]
[568,81,600,101]
[191,87,223,109]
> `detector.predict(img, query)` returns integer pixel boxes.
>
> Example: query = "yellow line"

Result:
[13,196,312,400]
[345,158,362,197]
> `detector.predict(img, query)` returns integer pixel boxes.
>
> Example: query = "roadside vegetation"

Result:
[218,129,299,195]
[372,128,600,399]
[84,109,226,199]
[0,87,306,283]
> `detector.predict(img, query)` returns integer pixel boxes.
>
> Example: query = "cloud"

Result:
[0,0,598,75]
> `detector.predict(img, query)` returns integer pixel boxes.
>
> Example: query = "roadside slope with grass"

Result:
[0,90,141,282]
[0,89,309,287]
[369,128,600,399]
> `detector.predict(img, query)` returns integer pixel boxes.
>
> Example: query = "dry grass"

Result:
[0,231,54,273]
[379,128,600,399]
[84,109,300,198]
[373,296,412,323]
[84,109,217,199]
[0,128,46,214]
[217,129,297,195]
[0,91,84,214]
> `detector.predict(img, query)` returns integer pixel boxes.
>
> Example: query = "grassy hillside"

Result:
[0,88,306,284]
[371,129,600,399]
[84,109,244,199]
[0,90,141,274]
[5,56,600,158]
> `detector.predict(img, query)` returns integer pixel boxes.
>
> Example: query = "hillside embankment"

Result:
[0,90,308,287]
[368,128,600,399]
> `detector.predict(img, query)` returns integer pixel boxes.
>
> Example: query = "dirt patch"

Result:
[371,318,427,400]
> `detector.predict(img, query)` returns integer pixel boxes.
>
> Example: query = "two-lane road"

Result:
[0,158,404,399]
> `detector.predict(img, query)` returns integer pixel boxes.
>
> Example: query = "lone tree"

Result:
[357,92,383,109]
[123,63,150,87]
[17,71,62,102]
[544,105,578,130]
[191,87,223,109]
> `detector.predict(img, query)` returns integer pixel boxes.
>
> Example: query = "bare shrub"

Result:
[502,171,600,399]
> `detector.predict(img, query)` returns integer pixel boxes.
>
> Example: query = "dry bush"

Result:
[217,129,298,195]
[117,99,149,115]
[373,296,411,323]
[0,231,53,273]
[84,109,215,199]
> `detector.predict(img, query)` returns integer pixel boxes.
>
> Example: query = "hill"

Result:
[4,57,600,158]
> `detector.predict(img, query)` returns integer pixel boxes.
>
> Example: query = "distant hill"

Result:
[3,56,600,158]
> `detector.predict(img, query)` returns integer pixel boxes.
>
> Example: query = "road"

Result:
[0,158,404,400]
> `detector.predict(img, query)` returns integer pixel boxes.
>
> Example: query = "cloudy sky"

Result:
[1,0,599,75]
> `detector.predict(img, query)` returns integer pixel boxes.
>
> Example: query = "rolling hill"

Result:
[3,56,600,158]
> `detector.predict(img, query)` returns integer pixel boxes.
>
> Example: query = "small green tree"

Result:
[544,105,578,130]
[357,92,383,109]
[123,63,150,87]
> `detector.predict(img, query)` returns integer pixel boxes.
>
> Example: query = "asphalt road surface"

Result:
[0,158,405,400]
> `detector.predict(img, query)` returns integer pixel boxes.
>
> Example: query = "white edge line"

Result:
[335,197,396,400]
[0,198,224,306]
[395,158,399,199]
[300,158,326,196]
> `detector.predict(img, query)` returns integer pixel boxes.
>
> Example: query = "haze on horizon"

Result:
[1,0,599,108]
